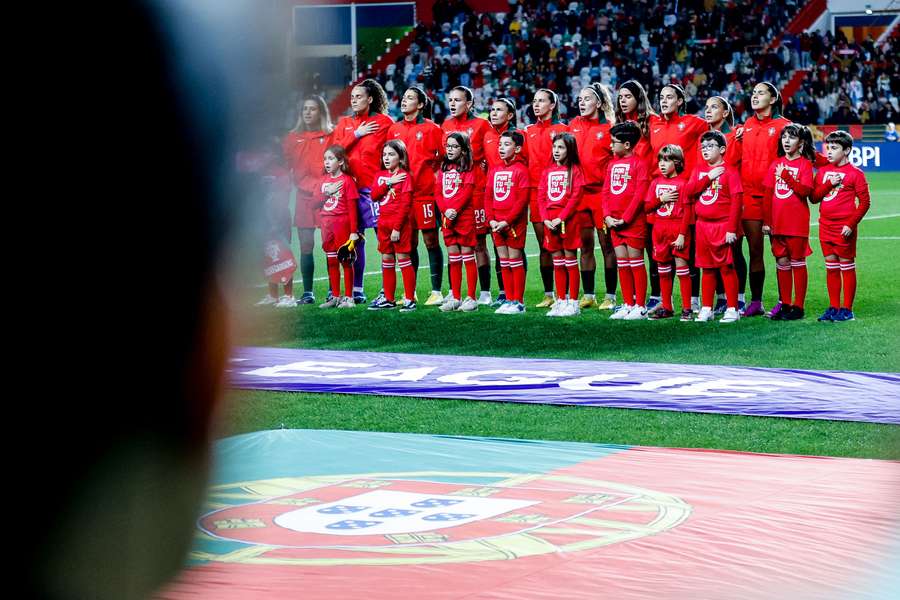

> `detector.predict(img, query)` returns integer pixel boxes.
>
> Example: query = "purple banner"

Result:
[229,347,900,424]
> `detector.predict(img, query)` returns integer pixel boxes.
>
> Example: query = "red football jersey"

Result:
[525,119,569,187]
[537,164,584,221]
[331,110,393,191]
[762,156,814,237]
[812,162,871,228]
[317,172,360,232]
[740,113,791,198]
[289,129,331,197]
[645,174,692,235]
[387,117,442,202]
[601,155,651,227]
[685,164,743,231]
[435,167,476,214]
[484,158,530,223]
[569,115,613,192]
[370,168,414,232]
[649,112,709,178]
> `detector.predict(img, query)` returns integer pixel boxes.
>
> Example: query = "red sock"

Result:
[463,252,477,300]
[511,259,525,303]
[566,257,579,300]
[840,261,856,309]
[825,261,841,308]
[326,253,340,297]
[553,257,567,300]
[398,258,416,301]
[676,265,692,310]
[382,259,396,302]
[342,263,353,297]
[449,253,462,300]
[776,263,793,305]
[499,259,513,301]
[722,264,738,308]
[630,258,647,307]
[617,258,634,305]
[701,269,717,308]
[791,259,808,309]
[658,263,674,311]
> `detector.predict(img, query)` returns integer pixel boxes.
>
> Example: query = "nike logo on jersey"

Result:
[653,129,661,133]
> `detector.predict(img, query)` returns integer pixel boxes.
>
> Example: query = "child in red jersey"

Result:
[645,145,693,321]
[387,87,443,306]
[486,131,530,314]
[526,89,570,307]
[368,140,416,312]
[603,122,651,320]
[317,145,360,308]
[811,131,871,322]
[762,124,816,321]
[436,132,478,312]
[539,132,585,317]
[686,131,743,323]
[443,86,494,304]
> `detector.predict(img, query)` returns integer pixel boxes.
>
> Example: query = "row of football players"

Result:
[269,79,869,321]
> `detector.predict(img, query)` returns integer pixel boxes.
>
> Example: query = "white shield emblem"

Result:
[698,172,719,205]
[822,172,845,202]
[467,127,474,138]
[596,131,604,139]
[416,131,423,141]
[768,127,776,136]
[774,166,800,200]
[273,490,536,536]
[547,171,568,203]
[655,183,677,216]
[677,122,685,131]
[610,164,630,196]
[493,171,513,202]
[442,171,461,199]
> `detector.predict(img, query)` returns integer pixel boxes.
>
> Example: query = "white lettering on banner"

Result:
[264,260,295,277]
[849,146,880,168]
[658,378,804,398]
[321,367,436,382]
[244,361,371,377]
[436,370,571,386]
[559,375,704,392]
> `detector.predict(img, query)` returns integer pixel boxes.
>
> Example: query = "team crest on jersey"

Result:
[698,173,720,205]
[547,171,568,202]
[655,184,678,216]
[822,172,845,202]
[677,122,686,131]
[596,132,604,139]
[609,164,631,195]
[774,166,800,200]
[493,171,513,201]
[416,131,423,141]
[442,171,461,198]
[467,127,474,138]
[768,127,776,136]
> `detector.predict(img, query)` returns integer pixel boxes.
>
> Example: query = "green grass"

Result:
[226,172,900,458]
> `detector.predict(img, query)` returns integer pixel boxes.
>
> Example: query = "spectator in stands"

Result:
[886,122,899,143]
[827,102,861,126]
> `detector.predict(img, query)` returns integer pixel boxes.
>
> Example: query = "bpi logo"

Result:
[774,166,800,199]
[493,171,513,201]
[821,171,845,202]
[442,171,461,198]
[698,172,719,205]
[655,184,678,216]
[609,164,631,195]
[547,171,568,202]
[849,145,881,168]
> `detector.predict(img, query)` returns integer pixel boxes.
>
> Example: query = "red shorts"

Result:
[770,234,812,260]
[412,198,438,230]
[472,191,487,233]
[320,215,351,252]
[491,215,528,250]
[818,220,857,258]
[581,190,604,229]
[695,219,733,268]
[610,220,646,250]
[528,188,542,223]
[443,227,477,248]
[543,213,583,252]
[742,194,764,222]
[377,221,413,254]
[652,220,691,263]
[294,194,319,229]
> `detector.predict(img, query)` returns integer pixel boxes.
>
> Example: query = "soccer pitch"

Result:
[225,172,900,458]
